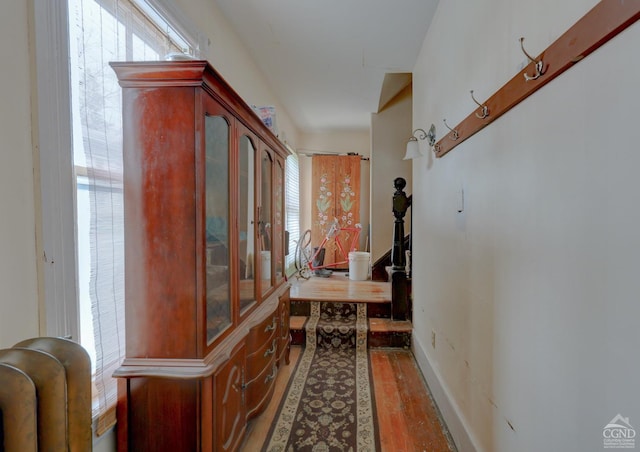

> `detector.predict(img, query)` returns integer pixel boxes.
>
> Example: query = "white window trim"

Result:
[33,0,79,340]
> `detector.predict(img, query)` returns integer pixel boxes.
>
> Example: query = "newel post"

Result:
[391,177,410,320]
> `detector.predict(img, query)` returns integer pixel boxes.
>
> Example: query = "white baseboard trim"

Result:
[411,332,481,452]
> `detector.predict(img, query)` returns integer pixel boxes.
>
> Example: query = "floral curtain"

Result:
[311,155,361,268]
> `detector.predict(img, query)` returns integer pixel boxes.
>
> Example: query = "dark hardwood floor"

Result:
[370,349,454,451]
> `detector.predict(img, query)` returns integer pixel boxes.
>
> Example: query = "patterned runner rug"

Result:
[262,302,379,451]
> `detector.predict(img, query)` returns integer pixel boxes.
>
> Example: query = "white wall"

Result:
[411,1,640,451]
[0,0,40,348]
[173,0,300,150]
[298,130,370,158]
[371,85,413,261]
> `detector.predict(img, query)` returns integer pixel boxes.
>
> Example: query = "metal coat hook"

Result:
[443,119,459,140]
[519,37,544,81]
[470,90,489,119]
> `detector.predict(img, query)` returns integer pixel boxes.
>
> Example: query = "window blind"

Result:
[285,153,301,276]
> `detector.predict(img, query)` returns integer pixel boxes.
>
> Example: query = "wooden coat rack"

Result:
[434,1,640,158]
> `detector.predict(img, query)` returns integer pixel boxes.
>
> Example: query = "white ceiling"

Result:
[213,0,439,134]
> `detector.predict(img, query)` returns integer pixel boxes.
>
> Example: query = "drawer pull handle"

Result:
[265,317,277,332]
[264,340,277,357]
[265,365,277,383]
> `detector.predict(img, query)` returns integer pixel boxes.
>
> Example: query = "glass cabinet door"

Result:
[205,114,231,344]
[274,158,284,282]
[238,134,256,314]
[260,149,273,296]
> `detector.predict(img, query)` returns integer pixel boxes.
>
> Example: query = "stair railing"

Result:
[391,177,411,320]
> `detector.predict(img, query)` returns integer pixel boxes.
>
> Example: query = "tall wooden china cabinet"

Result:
[110,60,290,451]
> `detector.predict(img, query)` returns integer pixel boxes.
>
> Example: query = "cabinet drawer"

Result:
[246,312,278,352]
[245,359,277,418]
[246,336,278,383]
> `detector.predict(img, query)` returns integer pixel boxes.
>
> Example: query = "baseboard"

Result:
[411,332,481,452]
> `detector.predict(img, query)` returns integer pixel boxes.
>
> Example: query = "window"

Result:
[285,152,301,276]
[34,0,203,436]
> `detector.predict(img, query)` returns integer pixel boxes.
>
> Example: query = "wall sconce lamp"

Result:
[404,124,436,160]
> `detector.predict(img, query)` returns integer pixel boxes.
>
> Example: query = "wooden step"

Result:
[289,316,412,349]
[291,300,391,318]
[290,316,307,346]
[368,318,412,348]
